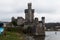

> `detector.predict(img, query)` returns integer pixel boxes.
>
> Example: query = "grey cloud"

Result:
[35,9,55,13]
[0,9,24,14]
[0,0,60,23]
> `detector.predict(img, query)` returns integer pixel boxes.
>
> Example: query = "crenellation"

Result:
[28,3,32,9]
[17,17,24,26]
[11,17,16,22]
[42,17,45,25]
[42,17,45,30]
[25,3,34,23]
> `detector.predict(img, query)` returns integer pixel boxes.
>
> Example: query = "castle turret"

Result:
[11,17,15,22]
[25,3,34,23]
[42,17,45,30]
[35,18,39,23]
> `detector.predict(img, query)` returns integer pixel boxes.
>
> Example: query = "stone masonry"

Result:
[25,3,34,23]
[11,3,45,36]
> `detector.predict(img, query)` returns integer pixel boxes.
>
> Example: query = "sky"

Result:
[0,0,60,23]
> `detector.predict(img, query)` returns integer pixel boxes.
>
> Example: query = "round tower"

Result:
[42,17,45,30]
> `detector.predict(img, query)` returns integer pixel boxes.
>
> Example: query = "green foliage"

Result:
[0,31,24,40]
[6,27,22,33]
[12,21,17,26]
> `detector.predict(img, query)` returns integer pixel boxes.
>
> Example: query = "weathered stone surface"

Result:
[17,17,24,26]
[10,3,45,39]
[25,3,34,23]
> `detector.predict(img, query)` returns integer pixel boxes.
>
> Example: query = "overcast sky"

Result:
[0,0,60,23]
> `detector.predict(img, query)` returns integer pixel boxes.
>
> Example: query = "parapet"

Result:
[28,3,32,9]
[35,17,38,21]
[28,3,32,6]
[42,17,45,19]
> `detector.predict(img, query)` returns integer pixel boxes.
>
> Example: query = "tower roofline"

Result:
[28,3,32,9]
[28,3,32,6]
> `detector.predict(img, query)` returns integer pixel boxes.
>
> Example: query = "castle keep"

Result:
[25,3,34,23]
[11,3,45,36]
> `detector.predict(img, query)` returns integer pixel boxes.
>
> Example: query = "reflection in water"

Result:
[25,34,45,40]
[25,31,60,40]
[33,35,45,40]
[55,32,57,35]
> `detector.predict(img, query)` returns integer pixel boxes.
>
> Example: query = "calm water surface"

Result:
[25,31,60,40]
[45,31,60,40]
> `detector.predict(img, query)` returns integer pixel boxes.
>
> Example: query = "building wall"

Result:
[17,17,24,25]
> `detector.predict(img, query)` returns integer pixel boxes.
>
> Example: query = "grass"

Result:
[0,31,25,40]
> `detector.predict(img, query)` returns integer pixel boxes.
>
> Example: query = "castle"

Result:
[11,3,45,36]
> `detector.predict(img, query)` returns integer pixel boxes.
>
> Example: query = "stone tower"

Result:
[42,17,45,30]
[11,17,15,22]
[25,3,34,23]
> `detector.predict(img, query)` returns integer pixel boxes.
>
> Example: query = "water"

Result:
[0,27,4,34]
[45,31,60,40]
[25,31,60,40]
